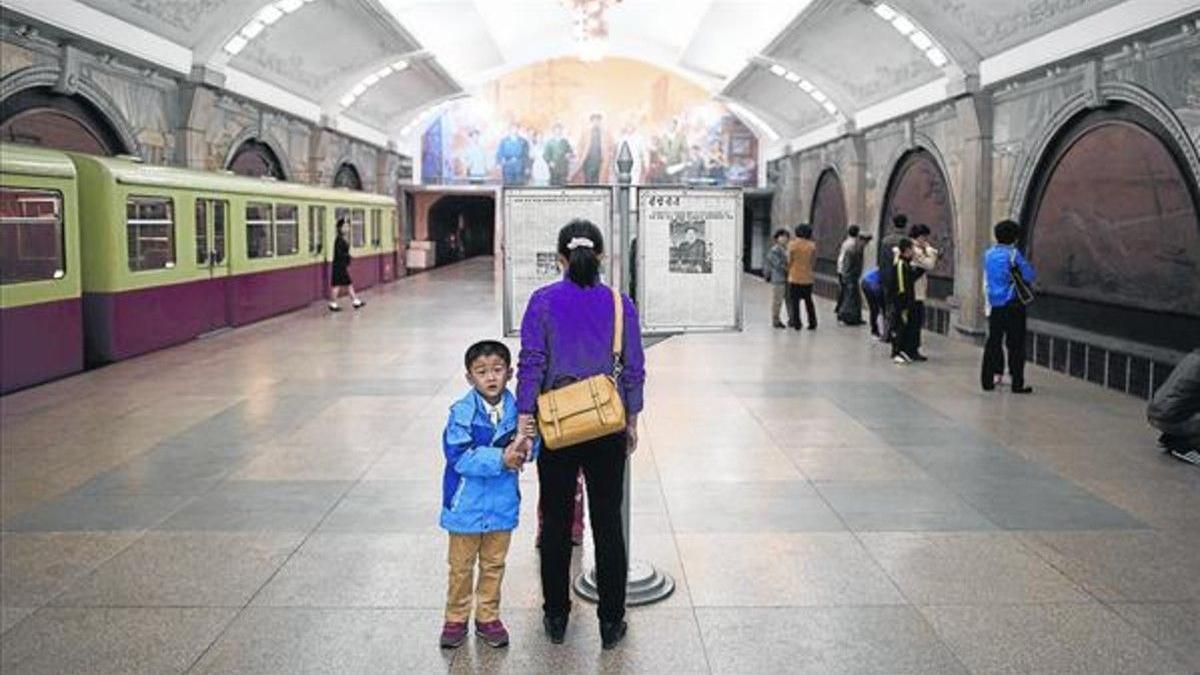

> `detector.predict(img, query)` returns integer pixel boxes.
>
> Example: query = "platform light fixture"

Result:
[870,3,950,69]
[223,0,317,56]
[338,59,410,110]
[764,62,841,120]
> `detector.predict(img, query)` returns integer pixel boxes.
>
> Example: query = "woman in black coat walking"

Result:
[328,218,364,311]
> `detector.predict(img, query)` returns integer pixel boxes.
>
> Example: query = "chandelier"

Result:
[561,0,622,62]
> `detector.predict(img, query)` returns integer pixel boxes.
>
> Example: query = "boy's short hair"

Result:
[773,228,790,239]
[994,219,1021,245]
[897,237,914,253]
[892,214,908,230]
[909,223,931,238]
[795,224,813,239]
[847,225,860,238]
[465,340,511,369]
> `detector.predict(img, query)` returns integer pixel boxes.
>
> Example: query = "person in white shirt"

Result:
[907,223,940,361]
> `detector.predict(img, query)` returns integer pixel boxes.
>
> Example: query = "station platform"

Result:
[1,257,1196,673]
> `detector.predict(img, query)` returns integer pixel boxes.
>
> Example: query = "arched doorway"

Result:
[880,148,955,298]
[333,162,363,190]
[0,87,130,155]
[809,168,847,278]
[227,139,286,179]
[428,195,495,265]
[1021,103,1200,354]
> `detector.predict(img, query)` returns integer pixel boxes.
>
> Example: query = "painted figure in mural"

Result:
[544,123,574,186]
[706,141,727,184]
[496,123,530,185]
[661,118,687,170]
[575,113,611,184]
[463,128,488,183]
[529,130,551,186]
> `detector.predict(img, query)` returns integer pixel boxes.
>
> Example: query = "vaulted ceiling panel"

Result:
[898,0,1128,57]
[347,58,460,129]
[725,66,832,138]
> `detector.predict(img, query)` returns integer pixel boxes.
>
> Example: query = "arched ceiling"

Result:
[5,0,1192,155]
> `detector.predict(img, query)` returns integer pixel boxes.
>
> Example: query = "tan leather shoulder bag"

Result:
[536,286,626,450]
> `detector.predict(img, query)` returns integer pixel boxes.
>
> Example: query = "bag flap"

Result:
[537,377,617,423]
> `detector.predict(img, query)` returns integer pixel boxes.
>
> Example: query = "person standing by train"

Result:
[329,218,364,312]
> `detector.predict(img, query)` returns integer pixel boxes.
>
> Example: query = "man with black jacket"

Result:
[883,237,922,364]
[877,214,909,342]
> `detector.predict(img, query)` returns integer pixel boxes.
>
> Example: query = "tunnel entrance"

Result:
[428,195,495,266]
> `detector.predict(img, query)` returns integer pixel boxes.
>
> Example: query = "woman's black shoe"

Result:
[543,615,568,644]
[1012,385,1033,394]
[600,620,627,649]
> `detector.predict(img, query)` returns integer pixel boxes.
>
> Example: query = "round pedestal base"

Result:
[573,560,675,606]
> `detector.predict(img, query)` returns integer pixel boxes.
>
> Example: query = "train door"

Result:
[195,198,231,331]
[308,205,327,300]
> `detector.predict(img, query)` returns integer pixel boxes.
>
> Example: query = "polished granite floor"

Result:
[1,257,1197,674]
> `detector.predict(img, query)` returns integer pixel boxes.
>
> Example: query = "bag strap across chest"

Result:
[610,285,624,378]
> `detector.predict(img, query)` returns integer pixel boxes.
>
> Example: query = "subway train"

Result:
[0,143,399,394]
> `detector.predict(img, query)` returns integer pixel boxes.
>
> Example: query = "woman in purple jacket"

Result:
[516,219,646,650]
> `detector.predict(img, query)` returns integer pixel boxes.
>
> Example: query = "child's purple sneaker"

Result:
[475,619,510,648]
[440,621,468,649]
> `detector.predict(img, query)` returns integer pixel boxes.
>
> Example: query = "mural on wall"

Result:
[421,57,758,187]
[1028,117,1200,318]
[880,148,955,297]
[809,169,848,274]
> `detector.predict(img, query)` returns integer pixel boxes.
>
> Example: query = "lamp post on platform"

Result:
[573,141,675,606]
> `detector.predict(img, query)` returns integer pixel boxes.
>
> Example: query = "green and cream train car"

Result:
[0,144,399,392]
[0,144,83,393]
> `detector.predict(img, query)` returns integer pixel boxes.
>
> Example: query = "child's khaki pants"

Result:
[445,531,512,623]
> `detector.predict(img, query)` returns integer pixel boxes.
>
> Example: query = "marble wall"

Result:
[0,22,407,196]
[767,18,1200,342]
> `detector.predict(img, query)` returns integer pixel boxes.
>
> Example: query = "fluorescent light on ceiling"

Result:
[798,79,814,93]
[258,5,284,24]
[925,47,948,67]
[223,35,248,55]
[392,59,409,71]
[823,101,838,115]
[276,0,303,12]
[352,83,368,96]
[784,72,801,83]
[891,15,914,35]
[811,89,828,103]
[363,73,381,86]
[873,3,897,21]
[909,31,932,50]
[240,20,265,39]
[340,94,356,107]
[769,64,787,77]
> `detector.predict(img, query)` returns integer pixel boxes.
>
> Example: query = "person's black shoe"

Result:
[807,325,817,331]
[981,383,995,392]
[911,353,928,362]
[1012,385,1033,394]
[543,615,568,644]
[773,322,786,329]
[600,620,627,650]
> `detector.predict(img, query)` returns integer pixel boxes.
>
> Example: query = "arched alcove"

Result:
[0,87,131,155]
[880,147,955,298]
[809,168,847,276]
[227,138,287,179]
[1021,103,1200,353]
[333,162,364,190]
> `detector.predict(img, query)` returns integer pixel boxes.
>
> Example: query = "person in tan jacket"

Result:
[786,224,818,330]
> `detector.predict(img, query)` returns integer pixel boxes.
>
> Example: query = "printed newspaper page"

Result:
[639,188,742,331]
[503,187,613,335]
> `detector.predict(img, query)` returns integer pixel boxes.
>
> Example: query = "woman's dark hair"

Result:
[892,213,908,230]
[557,219,605,286]
[335,217,348,236]
[994,219,1021,245]
[795,224,813,239]
[847,225,860,238]
[897,237,914,253]
[773,228,789,239]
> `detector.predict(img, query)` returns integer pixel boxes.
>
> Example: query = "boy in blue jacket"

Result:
[440,340,531,649]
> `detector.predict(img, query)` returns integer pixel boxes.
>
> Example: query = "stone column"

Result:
[952,93,993,338]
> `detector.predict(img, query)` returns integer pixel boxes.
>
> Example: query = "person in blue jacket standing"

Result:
[439,340,532,650]
[495,124,530,185]
[981,219,1036,393]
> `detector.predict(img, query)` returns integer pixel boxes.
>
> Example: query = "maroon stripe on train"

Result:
[0,298,84,394]
[83,254,397,363]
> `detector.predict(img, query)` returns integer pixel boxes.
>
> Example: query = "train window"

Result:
[275,204,299,256]
[126,196,176,271]
[195,200,208,265]
[308,205,325,255]
[370,209,382,247]
[0,187,65,285]
[246,202,274,258]
[212,201,227,264]
[351,208,366,247]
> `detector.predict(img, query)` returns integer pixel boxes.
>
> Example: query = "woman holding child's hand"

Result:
[516,219,645,651]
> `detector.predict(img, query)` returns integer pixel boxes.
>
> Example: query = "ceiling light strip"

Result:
[871,2,948,67]
[764,63,843,121]
[339,59,411,109]
[223,0,317,56]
